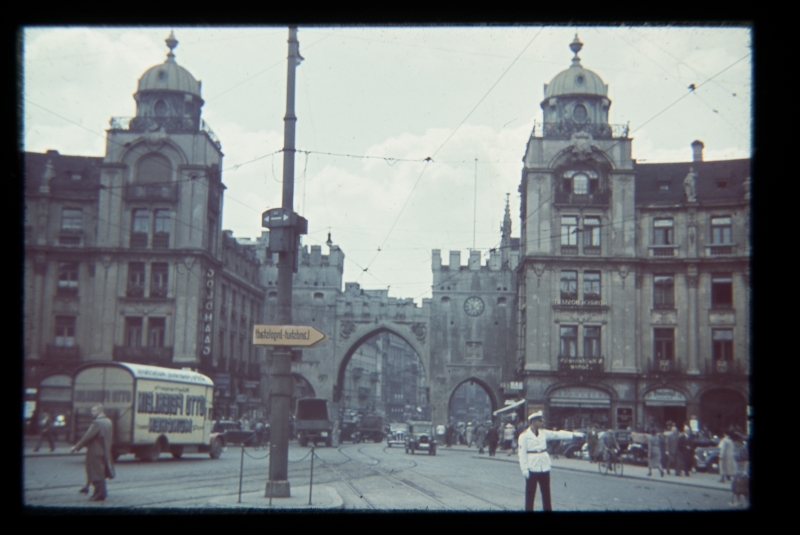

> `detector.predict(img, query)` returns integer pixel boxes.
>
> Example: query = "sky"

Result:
[21,26,752,304]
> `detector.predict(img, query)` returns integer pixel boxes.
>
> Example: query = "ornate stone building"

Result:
[516,37,750,434]
[23,33,266,426]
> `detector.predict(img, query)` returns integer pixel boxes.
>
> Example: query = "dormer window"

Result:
[563,169,599,194]
[154,99,167,117]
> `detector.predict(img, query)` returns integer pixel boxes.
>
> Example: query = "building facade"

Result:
[23,33,266,427]
[516,37,750,434]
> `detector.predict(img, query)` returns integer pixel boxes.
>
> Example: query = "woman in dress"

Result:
[647,427,664,477]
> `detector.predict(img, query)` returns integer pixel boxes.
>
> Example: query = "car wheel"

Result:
[209,438,223,459]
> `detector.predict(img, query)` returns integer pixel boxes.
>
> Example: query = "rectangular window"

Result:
[151,263,168,297]
[583,217,601,247]
[57,262,79,296]
[583,271,601,302]
[125,317,143,348]
[560,326,577,357]
[560,270,578,300]
[653,218,674,245]
[712,329,733,361]
[711,216,732,244]
[653,274,675,308]
[54,316,76,347]
[561,216,578,245]
[653,328,674,360]
[148,317,166,348]
[127,262,145,297]
[61,208,82,230]
[584,326,601,358]
[131,209,149,247]
[711,274,733,308]
[153,210,170,248]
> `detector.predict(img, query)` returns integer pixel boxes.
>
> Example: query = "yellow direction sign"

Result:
[252,325,328,348]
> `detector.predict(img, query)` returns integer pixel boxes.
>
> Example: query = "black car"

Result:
[339,420,359,443]
[211,421,258,447]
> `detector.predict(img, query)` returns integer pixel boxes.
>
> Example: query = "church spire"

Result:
[501,193,512,268]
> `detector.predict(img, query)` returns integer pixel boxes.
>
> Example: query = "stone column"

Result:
[686,264,700,374]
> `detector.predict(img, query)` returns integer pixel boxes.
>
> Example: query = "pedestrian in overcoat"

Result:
[486,424,499,456]
[474,423,488,454]
[665,424,679,475]
[70,404,115,501]
[677,427,694,476]
[647,428,664,477]
[518,411,584,512]
[718,431,736,482]
[586,426,600,463]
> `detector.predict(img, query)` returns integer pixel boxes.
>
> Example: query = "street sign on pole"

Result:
[252,325,328,348]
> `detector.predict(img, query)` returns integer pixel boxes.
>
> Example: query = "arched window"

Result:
[136,154,171,185]
[154,99,167,117]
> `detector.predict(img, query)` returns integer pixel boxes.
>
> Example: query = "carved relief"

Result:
[569,131,600,161]
[318,374,327,383]
[183,256,196,271]
[533,262,546,288]
[140,125,169,149]
[411,322,427,343]
[340,320,356,340]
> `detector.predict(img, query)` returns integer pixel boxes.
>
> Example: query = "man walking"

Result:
[70,404,115,501]
[34,410,55,452]
[486,423,499,457]
[474,422,488,454]
[518,411,584,512]
[665,423,680,476]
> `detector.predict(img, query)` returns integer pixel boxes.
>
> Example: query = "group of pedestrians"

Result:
[641,422,695,477]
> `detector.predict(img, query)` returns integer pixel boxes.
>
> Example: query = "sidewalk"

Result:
[442,443,733,492]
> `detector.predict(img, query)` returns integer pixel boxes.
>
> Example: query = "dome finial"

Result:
[569,33,583,66]
[165,30,178,61]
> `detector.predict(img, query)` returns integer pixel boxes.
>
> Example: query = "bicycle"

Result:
[598,447,624,477]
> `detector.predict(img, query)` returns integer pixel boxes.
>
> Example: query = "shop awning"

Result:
[644,389,686,407]
[493,399,525,416]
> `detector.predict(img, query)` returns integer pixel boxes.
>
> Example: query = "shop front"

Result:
[37,374,74,441]
[700,388,746,435]
[643,388,687,431]
[548,386,611,430]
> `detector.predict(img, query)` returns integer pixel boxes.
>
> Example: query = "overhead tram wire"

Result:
[356,27,546,283]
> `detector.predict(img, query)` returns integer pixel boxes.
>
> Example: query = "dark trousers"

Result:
[525,471,552,511]
[35,430,55,451]
[488,442,497,456]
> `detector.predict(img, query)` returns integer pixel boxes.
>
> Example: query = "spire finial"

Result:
[166,30,178,61]
[569,33,583,66]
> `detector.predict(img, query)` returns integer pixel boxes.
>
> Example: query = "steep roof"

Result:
[634,158,750,206]
[24,150,103,196]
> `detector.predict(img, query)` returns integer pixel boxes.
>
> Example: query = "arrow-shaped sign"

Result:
[252,325,328,348]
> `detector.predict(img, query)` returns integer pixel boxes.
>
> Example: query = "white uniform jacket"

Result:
[518,428,578,474]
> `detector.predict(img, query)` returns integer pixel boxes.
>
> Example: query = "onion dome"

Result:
[544,35,608,98]
[137,31,201,98]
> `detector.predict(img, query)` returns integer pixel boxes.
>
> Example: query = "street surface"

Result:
[24,441,739,511]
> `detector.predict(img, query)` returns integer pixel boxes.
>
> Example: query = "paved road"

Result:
[24,440,741,511]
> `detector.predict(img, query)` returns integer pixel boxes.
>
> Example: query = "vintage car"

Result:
[387,423,409,448]
[211,421,258,447]
[694,445,721,473]
[405,420,436,455]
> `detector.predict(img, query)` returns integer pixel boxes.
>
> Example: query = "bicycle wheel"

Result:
[617,460,624,477]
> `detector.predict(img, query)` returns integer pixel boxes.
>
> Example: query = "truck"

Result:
[357,414,385,443]
[295,398,332,447]
[72,362,223,462]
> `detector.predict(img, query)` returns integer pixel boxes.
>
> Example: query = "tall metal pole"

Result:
[266,25,301,499]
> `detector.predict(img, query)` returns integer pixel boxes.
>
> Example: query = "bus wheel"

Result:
[170,446,184,459]
[209,438,223,459]
[144,441,161,462]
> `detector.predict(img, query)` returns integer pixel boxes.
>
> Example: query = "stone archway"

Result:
[447,377,498,426]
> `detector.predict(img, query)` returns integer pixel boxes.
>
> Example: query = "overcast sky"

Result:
[22,26,751,304]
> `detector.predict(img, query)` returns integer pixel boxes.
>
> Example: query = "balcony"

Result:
[583,245,601,256]
[560,245,578,255]
[152,232,170,249]
[113,345,173,365]
[558,355,604,373]
[704,359,747,376]
[649,246,677,257]
[126,284,145,298]
[57,232,82,246]
[553,298,608,310]
[647,358,684,375]
[44,344,81,361]
[129,233,148,248]
[123,184,177,202]
[553,190,611,207]
[150,285,168,298]
[707,244,736,256]
[532,122,629,140]
[110,116,221,150]
[653,302,675,310]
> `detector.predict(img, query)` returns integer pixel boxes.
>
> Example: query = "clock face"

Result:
[464,296,485,317]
